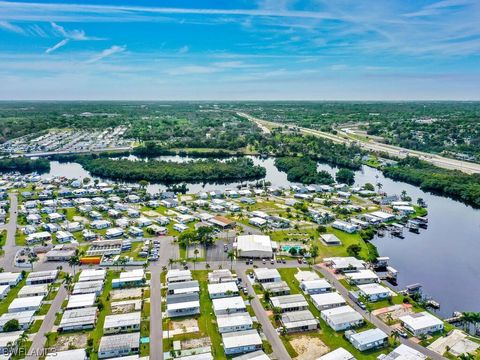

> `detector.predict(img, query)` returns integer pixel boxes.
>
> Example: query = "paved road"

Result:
[0,192,20,272]
[313,264,446,360]
[26,285,67,360]
[238,112,480,175]
[149,264,163,360]
[236,264,292,360]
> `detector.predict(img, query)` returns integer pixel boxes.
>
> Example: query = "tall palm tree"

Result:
[68,255,80,278]
[193,248,199,270]
[227,250,235,270]
[168,258,174,269]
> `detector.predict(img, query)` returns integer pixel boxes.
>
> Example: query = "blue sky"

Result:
[0,0,479,100]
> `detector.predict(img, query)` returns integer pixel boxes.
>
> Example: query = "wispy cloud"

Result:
[86,45,126,63]
[0,20,24,34]
[178,45,189,54]
[45,22,104,53]
[46,38,69,54]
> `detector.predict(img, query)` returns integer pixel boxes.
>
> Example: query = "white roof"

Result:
[0,331,23,348]
[380,344,427,360]
[316,347,355,360]
[207,281,238,295]
[357,283,390,296]
[321,305,363,325]
[301,279,331,290]
[222,329,262,349]
[104,312,141,329]
[311,292,346,307]
[345,269,379,281]
[0,272,22,284]
[212,296,246,313]
[399,312,443,331]
[79,269,106,282]
[0,311,35,327]
[18,284,48,297]
[253,267,281,281]
[45,349,87,360]
[66,293,96,309]
[234,351,269,360]
[324,257,365,270]
[348,328,387,345]
[236,234,272,253]
[295,270,320,282]
[9,295,43,311]
[217,313,253,329]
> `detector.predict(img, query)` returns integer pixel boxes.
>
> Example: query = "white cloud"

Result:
[86,45,126,63]
[166,65,219,75]
[45,22,104,53]
[0,20,24,34]
[178,46,189,54]
[45,38,69,54]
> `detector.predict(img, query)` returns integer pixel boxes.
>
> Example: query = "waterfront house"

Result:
[399,312,444,337]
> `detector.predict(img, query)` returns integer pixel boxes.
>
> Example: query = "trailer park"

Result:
[0,171,478,360]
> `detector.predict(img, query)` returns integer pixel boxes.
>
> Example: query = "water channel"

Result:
[44,156,480,317]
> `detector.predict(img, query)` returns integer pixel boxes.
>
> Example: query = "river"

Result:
[45,157,480,317]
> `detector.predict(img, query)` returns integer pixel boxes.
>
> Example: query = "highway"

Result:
[238,112,480,174]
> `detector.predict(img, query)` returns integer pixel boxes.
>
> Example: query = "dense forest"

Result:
[254,132,363,170]
[0,157,50,173]
[275,157,334,184]
[383,157,480,208]
[53,155,266,184]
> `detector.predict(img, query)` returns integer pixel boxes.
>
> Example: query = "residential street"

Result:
[149,264,163,360]
[0,192,20,272]
[240,264,291,360]
[314,264,445,360]
[26,285,67,360]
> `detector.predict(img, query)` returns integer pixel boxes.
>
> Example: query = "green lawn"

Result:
[163,270,225,359]
[0,278,27,315]
[277,267,394,360]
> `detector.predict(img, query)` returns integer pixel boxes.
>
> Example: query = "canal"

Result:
[45,157,480,317]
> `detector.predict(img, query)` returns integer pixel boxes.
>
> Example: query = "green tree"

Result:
[336,168,355,185]
[347,244,362,258]
[3,319,20,332]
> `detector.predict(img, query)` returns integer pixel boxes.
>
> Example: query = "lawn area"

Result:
[277,267,394,360]
[0,229,5,256]
[15,229,27,246]
[37,303,51,316]
[0,277,26,315]
[140,291,151,356]
[163,270,225,359]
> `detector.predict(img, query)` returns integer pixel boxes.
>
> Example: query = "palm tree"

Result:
[193,248,199,270]
[386,313,394,325]
[68,255,80,278]
[263,290,272,302]
[168,258,174,269]
[227,250,235,270]
[273,307,282,323]
[64,273,73,293]
[28,254,38,271]
[376,182,383,192]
